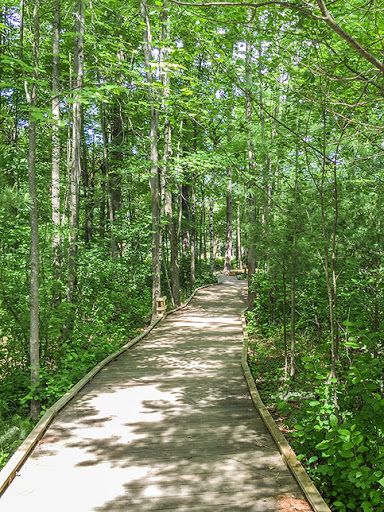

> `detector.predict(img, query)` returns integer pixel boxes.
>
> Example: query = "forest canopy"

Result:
[1,0,383,510]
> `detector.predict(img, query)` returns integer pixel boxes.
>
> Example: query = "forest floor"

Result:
[1,276,311,511]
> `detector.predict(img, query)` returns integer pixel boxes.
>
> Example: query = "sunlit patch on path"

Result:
[1,275,311,511]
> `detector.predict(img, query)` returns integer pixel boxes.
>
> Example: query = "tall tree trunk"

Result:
[109,101,123,256]
[81,112,92,244]
[190,184,196,288]
[51,0,60,283]
[319,110,337,382]
[224,166,233,273]
[67,0,84,302]
[245,24,256,309]
[209,198,215,272]
[289,147,299,379]
[141,0,161,321]
[100,104,109,239]
[161,0,180,306]
[236,202,242,269]
[282,269,288,381]
[181,183,190,256]
[169,197,180,305]
[202,192,207,262]
[25,0,40,421]
[13,0,25,148]
[289,232,297,378]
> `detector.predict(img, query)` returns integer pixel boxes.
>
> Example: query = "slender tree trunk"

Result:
[202,193,207,262]
[109,102,123,256]
[13,0,25,148]
[161,0,180,306]
[319,110,338,382]
[81,113,92,244]
[209,198,214,272]
[100,105,109,239]
[245,25,256,309]
[169,199,180,305]
[67,0,84,302]
[141,0,161,321]
[236,202,242,269]
[224,166,233,272]
[190,184,196,288]
[182,184,190,256]
[282,269,288,380]
[25,0,40,421]
[149,94,161,319]
[289,147,299,379]
[51,0,61,283]
[289,234,297,379]
[331,156,339,363]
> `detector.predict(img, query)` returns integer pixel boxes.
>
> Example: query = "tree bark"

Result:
[67,0,84,302]
[181,183,190,255]
[161,0,180,306]
[245,22,257,309]
[51,0,61,282]
[81,112,92,244]
[141,0,162,321]
[109,101,123,256]
[236,202,242,269]
[224,166,233,272]
[319,110,337,382]
[289,232,297,378]
[209,198,215,272]
[100,104,109,239]
[289,146,299,379]
[25,0,40,421]
[190,184,196,288]
[282,269,288,380]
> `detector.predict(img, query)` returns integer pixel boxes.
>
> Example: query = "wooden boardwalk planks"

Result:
[0,276,313,511]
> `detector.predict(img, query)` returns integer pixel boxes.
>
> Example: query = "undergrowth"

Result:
[247,316,384,512]
[0,258,216,471]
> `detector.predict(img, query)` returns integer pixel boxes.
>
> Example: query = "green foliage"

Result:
[249,327,384,512]
[2,1,384,508]
[0,415,33,469]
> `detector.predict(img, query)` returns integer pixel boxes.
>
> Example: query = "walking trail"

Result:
[1,275,311,511]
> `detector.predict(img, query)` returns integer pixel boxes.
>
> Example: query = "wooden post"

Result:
[156,297,166,316]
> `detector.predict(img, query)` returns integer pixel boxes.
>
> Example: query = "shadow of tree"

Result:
[1,277,310,512]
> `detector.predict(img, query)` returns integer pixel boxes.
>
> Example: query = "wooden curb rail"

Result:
[240,314,331,512]
[0,282,216,497]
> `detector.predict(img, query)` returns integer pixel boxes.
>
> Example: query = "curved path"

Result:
[1,276,311,511]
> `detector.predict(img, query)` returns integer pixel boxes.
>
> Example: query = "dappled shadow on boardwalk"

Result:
[1,277,311,512]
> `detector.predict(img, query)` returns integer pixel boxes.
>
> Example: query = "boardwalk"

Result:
[1,276,311,511]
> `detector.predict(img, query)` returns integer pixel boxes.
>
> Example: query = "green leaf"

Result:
[339,449,353,458]
[315,439,329,449]
[329,413,338,427]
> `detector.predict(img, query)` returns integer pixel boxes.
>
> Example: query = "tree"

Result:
[141,0,162,321]
[67,0,85,303]
[25,0,40,421]
[51,0,61,282]
[172,0,384,73]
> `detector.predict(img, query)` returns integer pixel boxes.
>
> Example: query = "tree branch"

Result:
[171,0,384,73]
[316,0,384,73]
[171,0,319,18]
